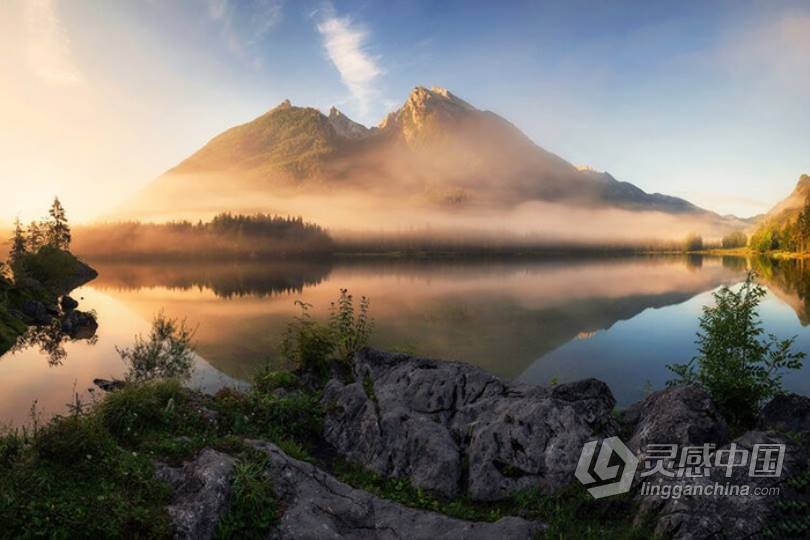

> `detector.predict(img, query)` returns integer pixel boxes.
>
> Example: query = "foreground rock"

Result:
[761,392,810,432]
[322,348,618,501]
[620,384,730,457]
[253,441,543,540]
[155,449,236,540]
[156,444,542,540]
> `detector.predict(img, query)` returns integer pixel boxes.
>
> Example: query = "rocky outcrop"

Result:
[52,258,98,295]
[322,348,618,501]
[155,449,236,540]
[60,309,98,339]
[253,441,543,540]
[155,443,543,540]
[761,393,810,433]
[620,384,730,457]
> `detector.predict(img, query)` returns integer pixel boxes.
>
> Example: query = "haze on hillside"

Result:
[120,87,750,246]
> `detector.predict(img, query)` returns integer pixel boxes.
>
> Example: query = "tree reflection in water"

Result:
[11,320,98,366]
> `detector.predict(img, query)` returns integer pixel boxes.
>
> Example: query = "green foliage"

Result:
[252,365,300,394]
[117,311,197,382]
[8,217,27,266]
[213,388,323,449]
[750,224,781,252]
[47,197,71,250]
[14,244,80,290]
[98,380,196,444]
[0,408,173,538]
[721,231,748,249]
[329,289,374,362]
[214,448,278,539]
[280,289,375,377]
[668,272,806,428]
[280,300,337,378]
[751,195,810,253]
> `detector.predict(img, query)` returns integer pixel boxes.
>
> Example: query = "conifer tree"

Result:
[47,197,71,250]
[9,218,28,264]
[27,221,45,252]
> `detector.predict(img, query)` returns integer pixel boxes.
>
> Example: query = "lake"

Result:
[3,254,810,426]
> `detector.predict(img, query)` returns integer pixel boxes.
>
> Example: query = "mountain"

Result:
[122,86,745,234]
[759,174,810,226]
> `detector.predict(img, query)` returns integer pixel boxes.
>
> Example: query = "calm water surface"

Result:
[3,255,810,425]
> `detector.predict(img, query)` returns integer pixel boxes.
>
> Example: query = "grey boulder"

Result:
[620,384,729,458]
[155,449,236,540]
[322,348,618,501]
[761,393,810,433]
[253,441,543,540]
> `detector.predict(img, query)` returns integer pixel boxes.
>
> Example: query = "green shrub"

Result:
[98,379,199,444]
[33,414,116,472]
[0,406,173,538]
[668,272,806,428]
[253,366,300,394]
[281,300,337,378]
[329,289,374,362]
[117,311,197,382]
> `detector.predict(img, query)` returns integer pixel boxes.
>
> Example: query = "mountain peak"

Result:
[277,99,292,110]
[405,86,476,113]
[379,86,480,142]
[327,106,371,139]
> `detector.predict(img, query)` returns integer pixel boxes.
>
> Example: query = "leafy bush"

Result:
[329,289,373,362]
[117,311,197,382]
[98,379,195,444]
[280,290,374,377]
[668,272,806,428]
[253,365,300,394]
[280,300,336,378]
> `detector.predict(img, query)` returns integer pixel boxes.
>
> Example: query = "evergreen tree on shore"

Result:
[27,221,46,252]
[9,218,28,264]
[46,197,71,250]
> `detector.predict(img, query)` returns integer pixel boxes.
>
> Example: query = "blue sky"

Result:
[1,0,809,221]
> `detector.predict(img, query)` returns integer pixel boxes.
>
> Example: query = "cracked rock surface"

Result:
[155,449,236,540]
[253,441,543,540]
[322,348,618,501]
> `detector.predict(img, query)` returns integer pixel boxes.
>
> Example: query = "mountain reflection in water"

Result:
[4,255,810,423]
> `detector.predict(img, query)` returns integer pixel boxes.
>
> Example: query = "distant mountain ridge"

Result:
[760,174,810,225]
[124,86,747,231]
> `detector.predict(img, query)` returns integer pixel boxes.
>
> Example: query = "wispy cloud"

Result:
[23,0,82,86]
[316,8,382,112]
[207,0,283,64]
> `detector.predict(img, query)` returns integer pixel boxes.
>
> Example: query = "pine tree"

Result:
[47,197,71,250]
[27,221,46,252]
[9,218,28,264]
